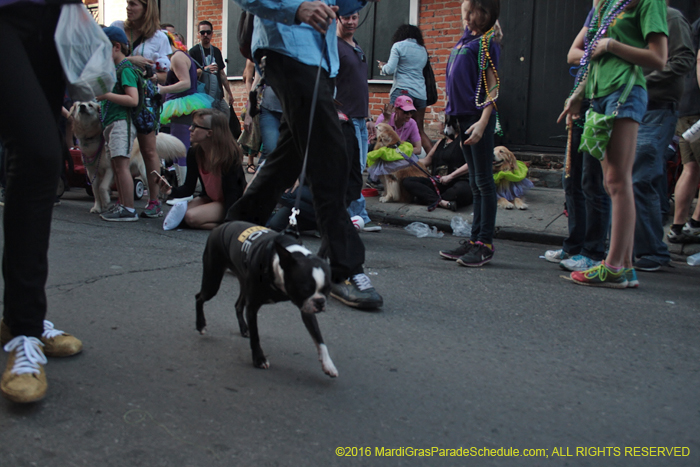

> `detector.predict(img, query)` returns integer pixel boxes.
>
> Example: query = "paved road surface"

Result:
[1,192,698,466]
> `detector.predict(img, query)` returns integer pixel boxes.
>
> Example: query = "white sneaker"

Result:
[544,249,568,263]
[363,221,382,232]
[559,254,600,272]
[682,221,700,238]
[166,196,193,206]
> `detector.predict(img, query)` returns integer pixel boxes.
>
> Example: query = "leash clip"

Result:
[288,207,300,227]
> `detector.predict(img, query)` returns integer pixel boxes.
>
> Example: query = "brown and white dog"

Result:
[70,101,186,213]
[373,123,427,203]
[493,145,529,210]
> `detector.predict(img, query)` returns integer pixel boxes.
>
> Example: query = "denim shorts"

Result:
[390,88,427,110]
[590,85,647,124]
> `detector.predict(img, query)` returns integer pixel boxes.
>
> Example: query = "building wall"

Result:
[205,0,460,143]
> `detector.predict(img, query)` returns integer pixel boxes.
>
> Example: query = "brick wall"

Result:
[196,1,463,141]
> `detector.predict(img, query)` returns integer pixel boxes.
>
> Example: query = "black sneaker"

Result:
[667,228,691,244]
[439,240,475,261]
[331,273,383,310]
[365,179,384,191]
[633,257,663,272]
[456,242,494,267]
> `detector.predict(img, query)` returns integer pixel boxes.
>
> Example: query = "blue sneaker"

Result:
[560,254,600,272]
[625,268,639,288]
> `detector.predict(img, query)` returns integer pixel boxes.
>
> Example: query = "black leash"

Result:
[284,23,331,238]
[389,143,443,211]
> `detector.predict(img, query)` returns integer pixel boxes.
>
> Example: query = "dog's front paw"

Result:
[90,206,101,214]
[514,198,528,210]
[323,362,338,378]
[253,354,270,369]
[497,198,514,210]
[379,196,389,203]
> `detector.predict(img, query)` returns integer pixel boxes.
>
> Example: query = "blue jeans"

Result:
[581,151,611,261]
[259,106,282,166]
[457,113,497,244]
[347,118,371,224]
[633,108,676,265]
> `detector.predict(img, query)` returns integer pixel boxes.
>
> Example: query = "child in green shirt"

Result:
[97,27,141,222]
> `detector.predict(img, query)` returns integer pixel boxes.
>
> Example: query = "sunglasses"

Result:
[353,46,365,62]
[199,30,213,35]
[190,123,211,131]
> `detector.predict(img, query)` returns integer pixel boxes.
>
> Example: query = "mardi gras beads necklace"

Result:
[473,27,503,136]
[571,0,632,94]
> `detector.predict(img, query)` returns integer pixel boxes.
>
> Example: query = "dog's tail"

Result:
[131,133,187,163]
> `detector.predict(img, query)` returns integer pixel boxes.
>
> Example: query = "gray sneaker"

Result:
[100,204,138,222]
[331,273,383,310]
[559,254,600,272]
[363,221,382,232]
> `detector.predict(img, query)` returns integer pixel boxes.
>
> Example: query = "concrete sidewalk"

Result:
[362,186,700,260]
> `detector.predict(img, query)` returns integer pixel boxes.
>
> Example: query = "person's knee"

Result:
[683,161,700,178]
[604,173,631,198]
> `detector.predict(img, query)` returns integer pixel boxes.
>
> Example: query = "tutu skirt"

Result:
[495,178,534,201]
[160,93,214,124]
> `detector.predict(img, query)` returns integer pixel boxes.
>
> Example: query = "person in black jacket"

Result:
[402,123,473,211]
[160,109,246,229]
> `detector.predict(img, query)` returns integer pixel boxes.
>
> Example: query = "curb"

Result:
[369,211,567,247]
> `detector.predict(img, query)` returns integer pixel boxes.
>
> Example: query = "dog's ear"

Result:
[504,148,517,171]
[274,237,297,270]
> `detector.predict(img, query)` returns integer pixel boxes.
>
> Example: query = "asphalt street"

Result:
[0,190,698,467]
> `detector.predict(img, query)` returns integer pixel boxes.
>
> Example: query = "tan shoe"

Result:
[0,319,82,358]
[1,336,48,403]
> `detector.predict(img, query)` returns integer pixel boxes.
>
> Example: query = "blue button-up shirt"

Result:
[232,0,368,77]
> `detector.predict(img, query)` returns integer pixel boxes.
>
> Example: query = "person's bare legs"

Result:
[601,118,638,269]
[137,132,160,202]
[183,197,225,230]
[673,161,700,224]
[112,157,134,209]
[413,108,432,153]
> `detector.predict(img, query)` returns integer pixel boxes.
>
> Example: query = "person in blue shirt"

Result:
[226,0,383,310]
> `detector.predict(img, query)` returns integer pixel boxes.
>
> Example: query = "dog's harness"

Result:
[388,143,443,211]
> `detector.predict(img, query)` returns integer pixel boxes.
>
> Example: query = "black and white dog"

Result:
[195,221,338,377]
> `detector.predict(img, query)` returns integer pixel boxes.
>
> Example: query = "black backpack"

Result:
[116,61,161,134]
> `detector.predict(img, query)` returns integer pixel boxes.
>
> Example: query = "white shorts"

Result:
[104,120,136,159]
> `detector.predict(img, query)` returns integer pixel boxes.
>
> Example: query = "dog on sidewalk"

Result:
[372,123,427,203]
[493,146,533,210]
[70,101,185,213]
[195,221,338,377]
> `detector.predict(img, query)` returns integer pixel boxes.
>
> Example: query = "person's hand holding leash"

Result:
[296,1,339,34]
[128,55,154,70]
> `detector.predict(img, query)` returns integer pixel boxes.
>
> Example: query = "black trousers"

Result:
[402,177,473,208]
[226,51,365,282]
[0,4,65,338]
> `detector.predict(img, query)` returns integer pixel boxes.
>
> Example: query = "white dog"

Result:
[70,101,186,213]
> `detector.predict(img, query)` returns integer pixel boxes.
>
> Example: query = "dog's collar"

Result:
[81,135,105,168]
